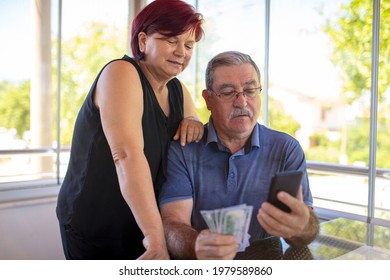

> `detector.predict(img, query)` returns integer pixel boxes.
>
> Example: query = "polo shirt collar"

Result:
[206,118,260,153]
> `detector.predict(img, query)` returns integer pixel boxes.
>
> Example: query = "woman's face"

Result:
[139,29,196,80]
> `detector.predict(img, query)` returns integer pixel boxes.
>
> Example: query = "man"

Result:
[158,51,319,260]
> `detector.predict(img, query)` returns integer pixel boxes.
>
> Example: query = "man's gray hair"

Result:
[205,51,261,91]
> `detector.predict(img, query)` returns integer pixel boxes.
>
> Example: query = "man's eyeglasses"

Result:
[208,87,262,102]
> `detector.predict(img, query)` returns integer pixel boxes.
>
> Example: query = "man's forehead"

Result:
[214,65,259,86]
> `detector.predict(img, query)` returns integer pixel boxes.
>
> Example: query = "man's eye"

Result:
[244,89,256,94]
[221,91,236,97]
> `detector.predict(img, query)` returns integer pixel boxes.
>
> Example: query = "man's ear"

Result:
[202,89,211,110]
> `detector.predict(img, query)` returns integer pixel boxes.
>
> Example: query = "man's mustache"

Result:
[229,108,253,119]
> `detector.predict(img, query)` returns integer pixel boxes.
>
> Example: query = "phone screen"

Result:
[267,170,303,212]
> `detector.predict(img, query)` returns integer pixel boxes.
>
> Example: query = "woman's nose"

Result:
[174,44,186,57]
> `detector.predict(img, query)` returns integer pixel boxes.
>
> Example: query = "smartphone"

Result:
[267,170,303,212]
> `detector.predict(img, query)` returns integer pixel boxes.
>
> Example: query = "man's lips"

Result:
[233,114,249,118]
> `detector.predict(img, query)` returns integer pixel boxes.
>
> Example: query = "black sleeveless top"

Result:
[56,55,184,258]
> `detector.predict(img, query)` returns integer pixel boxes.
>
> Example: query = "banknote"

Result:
[200,204,252,252]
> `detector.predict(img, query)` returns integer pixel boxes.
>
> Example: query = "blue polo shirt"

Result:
[159,120,313,242]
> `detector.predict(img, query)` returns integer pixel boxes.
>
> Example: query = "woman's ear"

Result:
[138,32,147,53]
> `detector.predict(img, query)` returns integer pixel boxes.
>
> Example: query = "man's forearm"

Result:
[285,207,319,247]
[164,220,199,259]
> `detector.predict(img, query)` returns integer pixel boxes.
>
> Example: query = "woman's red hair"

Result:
[131,0,204,60]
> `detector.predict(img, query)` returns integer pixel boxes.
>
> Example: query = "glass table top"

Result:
[234,217,390,260]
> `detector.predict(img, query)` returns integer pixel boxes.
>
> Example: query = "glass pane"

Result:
[375,1,390,221]
[187,0,265,123]
[268,0,371,215]
[0,0,128,183]
[59,0,128,146]
[309,172,368,215]
[0,0,70,183]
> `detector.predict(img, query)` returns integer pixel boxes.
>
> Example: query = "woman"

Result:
[56,0,204,260]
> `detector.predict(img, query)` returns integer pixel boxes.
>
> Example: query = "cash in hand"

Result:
[200,204,252,252]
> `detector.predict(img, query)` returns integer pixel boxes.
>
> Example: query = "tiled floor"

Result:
[335,245,390,260]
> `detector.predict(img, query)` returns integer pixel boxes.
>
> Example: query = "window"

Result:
[0,0,388,226]
[266,0,389,224]
[0,0,127,183]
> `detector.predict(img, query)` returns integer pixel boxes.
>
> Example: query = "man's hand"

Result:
[195,229,239,260]
[257,188,319,247]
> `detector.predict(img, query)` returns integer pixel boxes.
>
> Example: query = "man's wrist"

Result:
[285,207,319,247]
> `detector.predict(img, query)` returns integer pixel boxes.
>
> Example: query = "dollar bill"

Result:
[201,204,252,252]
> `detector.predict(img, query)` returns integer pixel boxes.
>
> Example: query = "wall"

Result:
[0,186,64,260]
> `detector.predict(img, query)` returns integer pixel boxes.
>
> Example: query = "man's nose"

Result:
[233,92,248,107]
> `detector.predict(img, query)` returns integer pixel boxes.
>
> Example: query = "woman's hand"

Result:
[173,116,204,146]
[137,234,170,260]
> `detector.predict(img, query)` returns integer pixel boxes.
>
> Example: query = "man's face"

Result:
[202,63,261,141]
